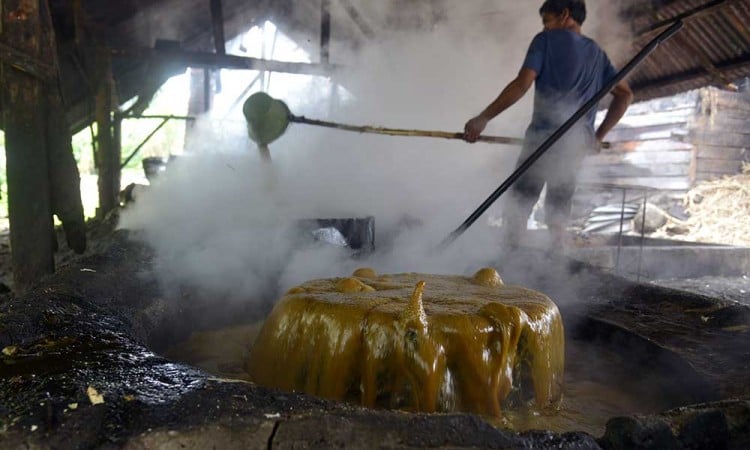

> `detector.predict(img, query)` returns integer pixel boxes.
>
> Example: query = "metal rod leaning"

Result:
[615,188,627,274]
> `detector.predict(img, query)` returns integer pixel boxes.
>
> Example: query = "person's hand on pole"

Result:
[462,69,536,144]
[464,115,489,143]
[593,137,604,154]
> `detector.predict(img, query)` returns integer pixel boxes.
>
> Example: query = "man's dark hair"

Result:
[540,0,586,25]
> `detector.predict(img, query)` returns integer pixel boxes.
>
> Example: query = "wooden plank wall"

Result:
[690,87,750,182]
[579,91,699,192]
[570,87,748,225]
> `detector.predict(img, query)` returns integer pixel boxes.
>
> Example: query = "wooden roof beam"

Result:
[111,45,338,76]
[338,0,375,39]
[632,53,750,98]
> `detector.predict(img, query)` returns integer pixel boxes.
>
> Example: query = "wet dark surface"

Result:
[0,234,333,447]
[498,251,750,401]
[1,233,750,448]
[651,276,750,306]
[583,282,750,400]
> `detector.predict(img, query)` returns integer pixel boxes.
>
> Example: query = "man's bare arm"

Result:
[595,80,633,143]
[478,68,537,121]
[464,68,537,142]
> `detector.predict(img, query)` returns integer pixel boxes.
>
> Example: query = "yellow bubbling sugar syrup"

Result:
[246,267,565,416]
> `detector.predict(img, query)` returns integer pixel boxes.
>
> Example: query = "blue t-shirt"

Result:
[522,29,617,135]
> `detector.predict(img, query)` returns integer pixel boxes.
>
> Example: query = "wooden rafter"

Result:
[636,0,744,39]
[338,0,374,39]
[672,33,738,89]
[634,0,745,92]
[111,46,337,76]
[632,53,750,98]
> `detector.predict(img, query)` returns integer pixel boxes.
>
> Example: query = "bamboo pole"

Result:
[94,47,119,216]
[289,114,611,148]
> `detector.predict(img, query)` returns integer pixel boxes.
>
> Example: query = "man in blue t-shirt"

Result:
[464,0,633,251]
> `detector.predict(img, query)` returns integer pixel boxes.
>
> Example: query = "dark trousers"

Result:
[502,127,593,241]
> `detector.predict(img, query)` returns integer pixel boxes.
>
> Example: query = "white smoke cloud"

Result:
[587,1,636,66]
[119,0,630,304]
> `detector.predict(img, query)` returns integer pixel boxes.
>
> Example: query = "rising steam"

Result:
[119,0,631,304]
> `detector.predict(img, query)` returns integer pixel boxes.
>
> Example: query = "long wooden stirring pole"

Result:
[289,114,612,149]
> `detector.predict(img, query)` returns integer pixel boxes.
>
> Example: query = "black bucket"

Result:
[142,157,168,182]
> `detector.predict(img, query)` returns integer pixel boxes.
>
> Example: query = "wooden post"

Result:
[320,0,331,64]
[43,0,86,253]
[209,0,225,93]
[94,48,119,216]
[184,68,213,152]
[71,0,83,44]
[0,0,55,289]
[114,113,122,171]
[203,67,211,109]
[210,0,226,55]
[47,93,87,254]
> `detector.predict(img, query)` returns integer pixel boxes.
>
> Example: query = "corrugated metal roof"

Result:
[626,0,750,101]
